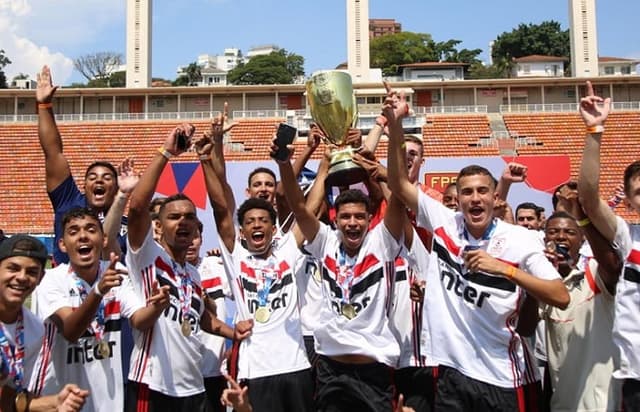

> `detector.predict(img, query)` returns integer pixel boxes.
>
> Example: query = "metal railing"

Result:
[500,101,640,113]
[414,105,488,114]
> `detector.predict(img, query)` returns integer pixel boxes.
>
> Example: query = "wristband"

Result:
[38,102,52,110]
[199,154,211,161]
[505,266,517,279]
[586,125,605,134]
[93,282,104,297]
[157,147,172,160]
[577,217,591,227]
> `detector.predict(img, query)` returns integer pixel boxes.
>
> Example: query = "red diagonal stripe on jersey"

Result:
[434,227,461,256]
[105,300,121,316]
[277,260,291,277]
[627,249,640,265]
[202,277,222,290]
[496,257,519,268]
[240,261,257,279]
[324,255,338,274]
[155,257,176,280]
[353,254,380,278]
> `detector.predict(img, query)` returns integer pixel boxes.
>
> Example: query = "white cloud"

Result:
[1,0,124,84]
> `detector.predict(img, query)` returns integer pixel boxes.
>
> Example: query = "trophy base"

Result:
[326,159,368,188]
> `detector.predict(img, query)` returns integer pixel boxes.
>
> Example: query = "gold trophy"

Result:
[306,70,367,187]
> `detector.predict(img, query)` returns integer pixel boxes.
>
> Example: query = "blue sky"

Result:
[2,0,638,85]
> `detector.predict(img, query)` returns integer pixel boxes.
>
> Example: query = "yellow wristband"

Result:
[577,217,591,227]
[505,266,517,279]
[157,147,172,160]
[586,125,605,134]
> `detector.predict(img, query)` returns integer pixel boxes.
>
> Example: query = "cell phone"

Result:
[556,244,572,262]
[271,123,297,161]
[176,130,190,151]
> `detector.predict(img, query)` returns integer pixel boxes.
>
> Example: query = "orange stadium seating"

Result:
[0,112,638,234]
[504,112,640,222]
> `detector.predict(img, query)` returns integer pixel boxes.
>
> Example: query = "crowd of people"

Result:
[0,65,638,412]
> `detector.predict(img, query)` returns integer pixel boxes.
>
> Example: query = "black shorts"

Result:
[622,378,640,411]
[395,366,436,412]
[203,375,227,412]
[125,380,209,412]
[435,365,540,412]
[246,368,314,412]
[315,355,394,412]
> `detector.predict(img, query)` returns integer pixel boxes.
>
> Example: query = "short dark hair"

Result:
[456,165,496,190]
[624,161,640,197]
[552,181,577,210]
[159,194,195,217]
[61,207,103,233]
[545,210,577,230]
[516,202,541,219]
[237,198,277,226]
[334,189,371,214]
[404,135,424,154]
[84,161,118,186]
[247,167,276,188]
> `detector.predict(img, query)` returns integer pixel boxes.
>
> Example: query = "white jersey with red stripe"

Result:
[220,232,310,380]
[416,191,560,388]
[1,308,44,393]
[197,256,229,378]
[612,219,640,380]
[126,229,206,397]
[305,222,402,366]
[31,262,143,411]
[388,230,433,368]
[295,250,323,337]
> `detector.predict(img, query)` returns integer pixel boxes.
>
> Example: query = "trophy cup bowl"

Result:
[306,70,367,187]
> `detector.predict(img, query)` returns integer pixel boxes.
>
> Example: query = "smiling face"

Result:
[0,256,43,313]
[457,173,497,239]
[544,216,582,270]
[239,208,276,256]
[59,214,106,273]
[336,202,371,256]
[159,199,198,255]
[246,172,277,204]
[84,165,118,211]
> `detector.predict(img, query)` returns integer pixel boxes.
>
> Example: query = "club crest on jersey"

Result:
[488,237,506,255]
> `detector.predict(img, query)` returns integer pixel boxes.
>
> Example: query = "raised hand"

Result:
[501,162,527,183]
[308,123,324,148]
[117,157,140,194]
[193,131,214,157]
[36,65,58,103]
[146,280,171,309]
[269,135,294,164]
[97,252,126,295]
[579,80,611,127]
[381,81,409,126]
[164,123,196,156]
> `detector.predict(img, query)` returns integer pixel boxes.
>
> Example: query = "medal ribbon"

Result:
[0,309,25,392]
[337,247,356,303]
[461,218,497,254]
[252,256,277,307]
[178,270,193,323]
[72,272,106,342]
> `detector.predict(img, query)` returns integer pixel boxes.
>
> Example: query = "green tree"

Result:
[491,21,570,64]
[370,32,437,76]
[227,49,305,85]
[173,62,201,86]
[0,49,12,89]
[87,70,125,87]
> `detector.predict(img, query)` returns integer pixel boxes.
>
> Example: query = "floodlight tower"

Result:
[126,0,152,88]
[569,0,599,77]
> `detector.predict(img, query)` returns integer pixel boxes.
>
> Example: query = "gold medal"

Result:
[15,391,28,412]
[313,267,322,282]
[97,340,111,358]
[255,306,271,323]
[181,319,192,337]
[341,303,356,320]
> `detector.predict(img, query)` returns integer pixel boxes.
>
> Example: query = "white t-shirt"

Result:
[541,259,621,411]
[1,308,43,393]
[221,232,310,380]
[416,191,561,388]
[126,229,206,397]
[611,218,640,380]
[305,222,402,366]
[197,256,229,378]
[388,230,432,369]
[32,262,142,411]
[295,250,324,336]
